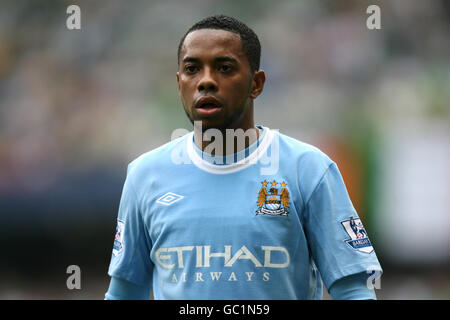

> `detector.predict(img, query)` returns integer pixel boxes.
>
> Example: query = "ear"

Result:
[249,70,266,99]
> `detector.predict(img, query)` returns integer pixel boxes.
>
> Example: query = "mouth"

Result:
[194,96,223,116]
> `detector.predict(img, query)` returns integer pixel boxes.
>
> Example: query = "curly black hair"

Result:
[177,15,261,73]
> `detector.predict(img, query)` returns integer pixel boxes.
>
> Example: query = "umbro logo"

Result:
[156,192,184,206]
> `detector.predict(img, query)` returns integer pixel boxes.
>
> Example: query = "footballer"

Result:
[105,15,382,300]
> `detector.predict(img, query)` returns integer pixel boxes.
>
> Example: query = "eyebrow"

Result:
[182,56,238,64]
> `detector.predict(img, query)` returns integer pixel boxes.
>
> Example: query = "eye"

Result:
[184,65,198,74]
[219,64,233,73]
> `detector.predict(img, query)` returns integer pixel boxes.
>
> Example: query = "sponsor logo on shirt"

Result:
[154,245,290,283]
[341,217,374,254]
[156,192,184,206]
[113,220,125,256]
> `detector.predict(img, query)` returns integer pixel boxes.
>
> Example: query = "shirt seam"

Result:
[304,162,334,208]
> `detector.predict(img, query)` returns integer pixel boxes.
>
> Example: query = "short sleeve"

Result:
[105,277,151,300]
[328,272,377,300]
[303,162,382,290]
[107,167,154,287]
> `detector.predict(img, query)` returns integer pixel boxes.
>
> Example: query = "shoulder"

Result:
[273,131,336,205]
[275,131,333,171]
[126,132,190,179]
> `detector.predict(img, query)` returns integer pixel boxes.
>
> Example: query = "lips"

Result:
[195,96,222,109]
[194,96,223,116]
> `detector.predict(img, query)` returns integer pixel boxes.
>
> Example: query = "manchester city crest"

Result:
[256,180,290,216]
[341,217,374,254]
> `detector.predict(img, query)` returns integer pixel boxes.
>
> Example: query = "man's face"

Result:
[177,29,256,131]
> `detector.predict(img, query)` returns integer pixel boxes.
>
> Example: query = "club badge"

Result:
[256,180,290,216]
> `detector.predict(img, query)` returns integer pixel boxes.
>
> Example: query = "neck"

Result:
[193,125,261,156]
[194,101,261,155]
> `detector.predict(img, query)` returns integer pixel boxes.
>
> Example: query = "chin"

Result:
[193,120,226,132]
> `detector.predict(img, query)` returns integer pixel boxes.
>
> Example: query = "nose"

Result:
[197,67,218,92]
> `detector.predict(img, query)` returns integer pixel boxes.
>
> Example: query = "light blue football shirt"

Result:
[107,126,382,299]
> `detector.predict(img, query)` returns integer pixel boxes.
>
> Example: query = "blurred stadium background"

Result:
[0,0,448,299]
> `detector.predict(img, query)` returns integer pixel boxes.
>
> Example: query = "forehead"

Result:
[180,29,245,61]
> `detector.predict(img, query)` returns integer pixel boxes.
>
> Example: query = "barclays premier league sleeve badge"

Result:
[341,217,374,254]
[113,220,125,256]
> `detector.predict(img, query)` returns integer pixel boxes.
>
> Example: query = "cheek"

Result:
[227,78,252,102]
[180,80,195,102]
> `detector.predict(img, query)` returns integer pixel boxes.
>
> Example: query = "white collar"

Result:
[186,127,275,174]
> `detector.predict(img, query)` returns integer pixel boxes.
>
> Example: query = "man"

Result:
[105,15,382,300]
